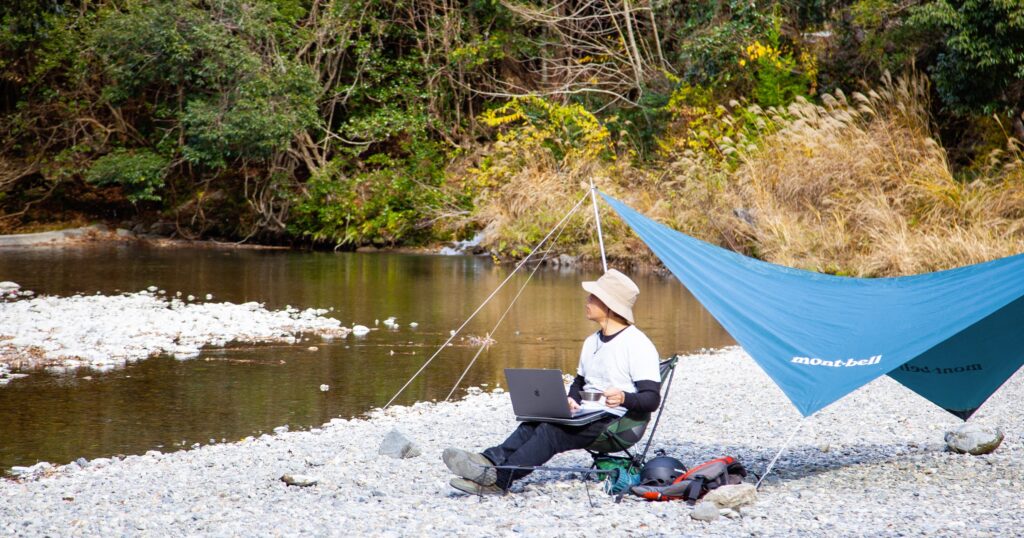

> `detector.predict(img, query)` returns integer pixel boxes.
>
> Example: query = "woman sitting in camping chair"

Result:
[443,269,663,495]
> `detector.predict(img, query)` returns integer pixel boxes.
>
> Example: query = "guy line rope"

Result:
[384,189,594,409]
[443,197,581,401]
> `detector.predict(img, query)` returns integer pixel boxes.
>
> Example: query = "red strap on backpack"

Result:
[673,456,736,484]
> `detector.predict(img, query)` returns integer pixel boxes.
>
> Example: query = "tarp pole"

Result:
[756,417,806,489]
[589,179,608,272]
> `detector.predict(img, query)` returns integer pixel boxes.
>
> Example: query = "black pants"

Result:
[482,417,615,489]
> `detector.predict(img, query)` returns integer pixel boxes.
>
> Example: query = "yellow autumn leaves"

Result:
[740,41,784,69]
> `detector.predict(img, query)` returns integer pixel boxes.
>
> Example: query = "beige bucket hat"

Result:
[581,269,640,324]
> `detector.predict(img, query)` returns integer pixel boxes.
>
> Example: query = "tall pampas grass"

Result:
[722,73,1024,276]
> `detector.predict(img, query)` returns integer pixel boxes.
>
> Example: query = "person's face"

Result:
[585,293,609,323]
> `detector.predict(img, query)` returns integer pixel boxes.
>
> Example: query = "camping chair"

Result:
[490,355,680,503]
[586,355,679,459]
[584,355,679,501]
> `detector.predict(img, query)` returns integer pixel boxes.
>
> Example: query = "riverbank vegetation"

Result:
[1,0,1022,276]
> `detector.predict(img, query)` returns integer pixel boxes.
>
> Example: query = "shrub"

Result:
[478,96,613,164]
[657,80,785,170]
[670,0,771,86]
[737,16,817,108]
[907,0,1024,119]
[84,148,168,203]
[290,139,448,247]
[180,64,319,168]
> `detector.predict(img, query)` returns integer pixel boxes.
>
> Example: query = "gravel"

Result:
[1,346,1021,536]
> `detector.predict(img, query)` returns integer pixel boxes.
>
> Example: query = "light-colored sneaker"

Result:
[450,477,505,496]
[442,448,497,486]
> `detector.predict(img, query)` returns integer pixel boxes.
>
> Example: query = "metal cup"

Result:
[581,389,604,402]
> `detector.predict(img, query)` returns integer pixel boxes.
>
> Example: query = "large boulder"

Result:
[704,483,758,510]
[945,423,1004,455]
[378,429,421,459]
[149,221,176,236]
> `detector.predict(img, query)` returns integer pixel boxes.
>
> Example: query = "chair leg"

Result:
[581,475,595,508]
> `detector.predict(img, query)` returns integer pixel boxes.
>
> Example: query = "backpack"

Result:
[630,456,747,502]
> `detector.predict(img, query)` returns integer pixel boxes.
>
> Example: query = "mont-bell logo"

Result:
[790,355,882,368]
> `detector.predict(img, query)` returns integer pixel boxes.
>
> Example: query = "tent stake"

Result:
[589,178,608,272]
[756,417,806,489]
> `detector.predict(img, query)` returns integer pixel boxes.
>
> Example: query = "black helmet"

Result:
[639,456,686,486]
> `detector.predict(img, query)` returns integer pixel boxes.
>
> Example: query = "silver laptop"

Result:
[504,368,607,426]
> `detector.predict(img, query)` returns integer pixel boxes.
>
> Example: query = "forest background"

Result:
[1,0,1023,276]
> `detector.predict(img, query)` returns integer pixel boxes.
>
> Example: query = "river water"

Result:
[0,244,731,470]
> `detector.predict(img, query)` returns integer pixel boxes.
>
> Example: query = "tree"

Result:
[909,0,1024,139]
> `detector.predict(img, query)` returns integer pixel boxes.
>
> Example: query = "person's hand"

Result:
[567,397,581,412]
[604,387,625,408]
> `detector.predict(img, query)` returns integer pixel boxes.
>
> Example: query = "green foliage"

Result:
[907,0,1024,116]
[449,31,509,70]
[84,148,168,203]
[845,0,919,72]
[782,0,851,28]
[91,0,319,169]
[181,64,318,168]
[479,96,613,164]
[290,140,449,247]
[611,89,672,161]
[738,16,817,108]
[279,0,463,246]
[0,1,69,75]
[669,0,771,86]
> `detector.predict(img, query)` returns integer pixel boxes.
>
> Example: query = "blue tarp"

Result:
[601,192,1024,418]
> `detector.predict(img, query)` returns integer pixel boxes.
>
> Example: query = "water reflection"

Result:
[0,245,731,470]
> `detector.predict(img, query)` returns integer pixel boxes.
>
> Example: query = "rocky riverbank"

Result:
[2,347,1020,536]
[0,224,297,249]
[0,283,349,372]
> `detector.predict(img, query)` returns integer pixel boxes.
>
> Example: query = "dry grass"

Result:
[719,73,1024,276]
[443,142,598,259]
[448,73,1024,277]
